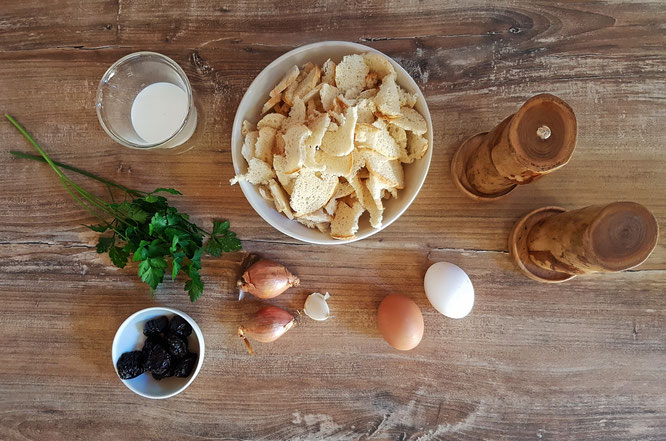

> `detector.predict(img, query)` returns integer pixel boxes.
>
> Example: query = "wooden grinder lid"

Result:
[589,201,659,271]
[508,94,577,172]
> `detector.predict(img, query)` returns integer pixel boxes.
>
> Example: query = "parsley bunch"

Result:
[6,114,242,301]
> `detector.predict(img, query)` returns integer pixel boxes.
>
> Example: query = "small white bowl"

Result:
[111,307,205,399]
[231,41,434,245]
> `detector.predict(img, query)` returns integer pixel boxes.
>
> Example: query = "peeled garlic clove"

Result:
[303,292,331,321]
[239,259,300,299]
[238,305,295,355]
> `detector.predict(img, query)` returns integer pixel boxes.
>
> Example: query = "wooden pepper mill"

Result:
[452,93,577,201]
[509,202,658,282]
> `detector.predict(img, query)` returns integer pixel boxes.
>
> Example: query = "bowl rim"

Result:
[111,306,205,399]
[231,40,433,245]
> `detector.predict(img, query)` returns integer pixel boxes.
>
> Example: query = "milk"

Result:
[130,82,189,145]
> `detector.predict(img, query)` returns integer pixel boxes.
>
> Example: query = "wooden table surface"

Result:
[1,1,665,440]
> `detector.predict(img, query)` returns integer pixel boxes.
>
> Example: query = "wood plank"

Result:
[0,1,664,440]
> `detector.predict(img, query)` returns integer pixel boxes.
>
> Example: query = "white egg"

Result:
[424,262,474,319]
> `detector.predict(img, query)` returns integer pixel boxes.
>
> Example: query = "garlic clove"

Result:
[304,292,331,321]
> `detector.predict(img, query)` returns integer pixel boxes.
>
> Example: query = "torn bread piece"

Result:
[230,158,275,186]
[241,130,259,163]
[241,120,255,137]
[268,178,294,220]
[354,123,381,146]
[257,113,287,130]
[349,175,383,229]
[274,132,285,155]
[294,65,321,100]
[398,85,418,108]
[296,208,332,224]
[289,169,338,215]
[335,54,369,99]
[270,65,300,98]
[315,150,353,176]
[365,150,405,188]
[321,59,336,86]
[273,154,296,194]
[283,125,311,174]
[330,200,364,239]
[258,185,273,202]
[363,119,401,160]
[387,123,407,150]
[390,106,427,135]
[304,143,326,172]
[348,148,370,178]
[367,173,393,205]
[365,72,379,89]
[320,106,358,157]
[254,126,277,165]
[305,113,331,148]
[262,93,282,114]
[357,88,378,100]
[363,52,396,79]
[284,69,305,106]
[320,83,339,112]
[324,181,355,216]
[296,218,329,233]
[283,96,307,130]
[403,132,429,163]
[356,98,376,124]
[375,73,400,117]
[301,83,323,105]
[336,95,356,109]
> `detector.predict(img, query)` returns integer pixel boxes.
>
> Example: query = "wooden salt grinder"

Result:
[451,94,577,201]
[509,202,658,283]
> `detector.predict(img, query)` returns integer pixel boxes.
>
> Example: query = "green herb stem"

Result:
[9,150,144,197]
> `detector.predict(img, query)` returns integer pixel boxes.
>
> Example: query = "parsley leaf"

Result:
[152,188,183,195]
[171,250,186,280]
[138,257,167,292]
[109,246,130,268]
[205,220,243,257]
[149,212,168,235]
[185,263,204,302]
[96,236,115,253]
[87,223,109,233]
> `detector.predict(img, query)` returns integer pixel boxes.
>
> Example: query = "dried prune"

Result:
[164,332,188,359]
[173,352,197,378]
[116,351,145,380]
[142,336,163,353]
[143,316,169,337]
[152,368,173,381]
[143,342,172,375]
[169,315,192,338]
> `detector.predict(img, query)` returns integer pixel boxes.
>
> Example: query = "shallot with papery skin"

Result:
[238,305,295,355]
[238,259,300,299]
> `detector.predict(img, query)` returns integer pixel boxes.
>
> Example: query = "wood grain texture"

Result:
[1,1,665,440]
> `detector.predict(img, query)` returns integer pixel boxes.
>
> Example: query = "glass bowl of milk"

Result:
[96,52,197,149]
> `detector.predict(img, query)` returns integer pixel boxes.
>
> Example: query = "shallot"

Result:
[238,258,300,299]
[238,305,295,355]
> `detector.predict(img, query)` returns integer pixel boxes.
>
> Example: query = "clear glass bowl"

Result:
[96,51,197,149]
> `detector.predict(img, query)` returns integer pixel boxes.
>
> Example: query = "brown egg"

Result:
[377,294,424,351]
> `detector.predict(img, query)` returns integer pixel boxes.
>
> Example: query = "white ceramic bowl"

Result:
[111,307,205,399]
[231,41,434,245]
